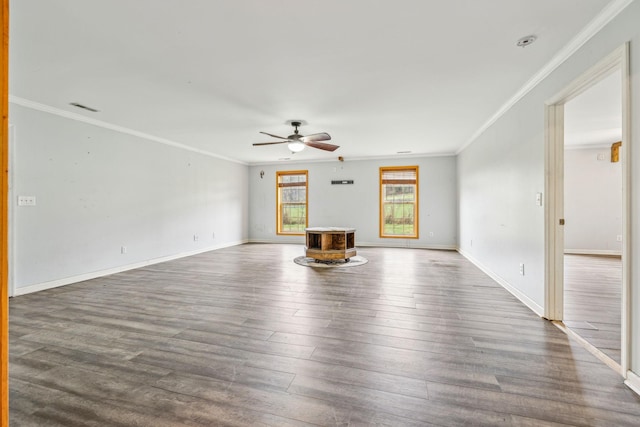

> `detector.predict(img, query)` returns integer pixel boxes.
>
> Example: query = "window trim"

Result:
[379,165,419,239]
[276,170,308,236]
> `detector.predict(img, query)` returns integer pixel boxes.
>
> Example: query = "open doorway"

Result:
[563,70,622,364]
[545,44,630,375]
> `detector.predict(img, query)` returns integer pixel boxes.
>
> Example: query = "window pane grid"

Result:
[281,202,306,232]
[380,166,418,238]
[277,171,308,235]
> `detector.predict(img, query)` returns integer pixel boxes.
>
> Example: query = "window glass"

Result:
[277,170,308,235]
[380,166,419,238]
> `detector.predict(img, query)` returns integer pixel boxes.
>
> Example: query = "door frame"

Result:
[544,43,631,374]
[1,0,8,422]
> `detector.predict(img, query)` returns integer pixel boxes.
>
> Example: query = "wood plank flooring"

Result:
[564,254,622,363]
[9,244,640,426]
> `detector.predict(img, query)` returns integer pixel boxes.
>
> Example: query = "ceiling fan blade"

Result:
[259,131,290,140]
[304,141,340,152]
[300,132,331,143]
[253,141,288,146]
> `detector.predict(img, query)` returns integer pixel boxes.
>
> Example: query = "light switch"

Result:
[535,192,542,206]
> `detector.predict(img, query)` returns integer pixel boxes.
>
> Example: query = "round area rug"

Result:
[294,255,368,268]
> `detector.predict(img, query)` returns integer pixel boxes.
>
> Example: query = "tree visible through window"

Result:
[276,170,308,235]
[380,166,419,238]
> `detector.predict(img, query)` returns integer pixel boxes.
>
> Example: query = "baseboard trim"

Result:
[358,242,457,250]
[564,249,622,256]
[248,238,304,245]
[13,240,247,296]
[247,239,457,251]
[625,370,640,396]
[553,321,623,376]
[457,249,544,317]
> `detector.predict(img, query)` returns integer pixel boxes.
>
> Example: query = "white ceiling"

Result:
[10,0,618,164]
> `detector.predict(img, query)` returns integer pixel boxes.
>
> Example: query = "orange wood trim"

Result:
[275,170,308,235]
[379,165,419,239]
[277,181,307,188]
[611,140,622,163]
[381,179,417,185]
[379,167,383,237]
[0,0,8,424]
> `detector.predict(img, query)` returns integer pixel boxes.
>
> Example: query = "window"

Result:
[276,170,308,235]
[380,166,419,238]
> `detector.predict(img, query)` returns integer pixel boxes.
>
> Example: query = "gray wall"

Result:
[457,1,640,386]
[564,147,622,255]
[248,156,457,249]
[10,104,249,293]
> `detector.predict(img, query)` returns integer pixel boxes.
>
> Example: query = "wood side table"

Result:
[305,227,356,262]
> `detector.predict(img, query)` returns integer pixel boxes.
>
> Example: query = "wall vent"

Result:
[70,102,99,112]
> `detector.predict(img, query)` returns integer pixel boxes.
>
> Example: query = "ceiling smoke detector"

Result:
[516,35,537,48]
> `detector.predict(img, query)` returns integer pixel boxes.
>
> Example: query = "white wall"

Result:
[457,108,545,312]
[564,147,622,255]
[10,104,249,294]
[248,156,457,249]
[457,1,640,388]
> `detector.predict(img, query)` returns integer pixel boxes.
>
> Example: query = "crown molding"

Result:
[564,142,617,150]
[9,95,247,165]
[248,150,456,166]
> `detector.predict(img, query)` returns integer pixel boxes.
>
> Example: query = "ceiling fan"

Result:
[253,121,339,153]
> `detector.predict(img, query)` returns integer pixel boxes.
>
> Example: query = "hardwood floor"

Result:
[564,254,622,363]
[9,244,640,426]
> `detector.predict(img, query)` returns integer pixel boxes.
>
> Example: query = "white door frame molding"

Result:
[544,43,631,375]
[544,103,564,321]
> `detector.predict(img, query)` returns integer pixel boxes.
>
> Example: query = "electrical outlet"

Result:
[617,235,623,242]
[121,246,127,254]
[193,234,199,242]
[429,232,434,237]
[212,232,215,239]
[18,196,36,206]
[519,263,525,276]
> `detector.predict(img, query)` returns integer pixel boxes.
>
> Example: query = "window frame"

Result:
[276,170,308,235]
[379,165,419,239]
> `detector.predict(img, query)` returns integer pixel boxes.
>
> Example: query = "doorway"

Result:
[544,44,630,375]
[562,71,623,365]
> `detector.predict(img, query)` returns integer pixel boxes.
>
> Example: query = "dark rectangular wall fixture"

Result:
[331,180,354,185]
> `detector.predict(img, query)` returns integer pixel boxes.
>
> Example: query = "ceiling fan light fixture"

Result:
[254,120,338,152]
[288,141,305,152]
